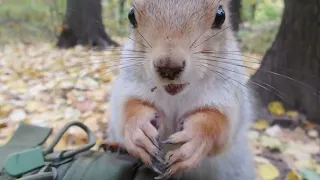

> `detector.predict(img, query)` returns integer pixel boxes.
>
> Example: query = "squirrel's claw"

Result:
[157,134,205,179]
[122,102,167,173]
[157,108,228,178]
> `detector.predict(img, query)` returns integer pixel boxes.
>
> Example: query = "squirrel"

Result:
[106,0,257,179]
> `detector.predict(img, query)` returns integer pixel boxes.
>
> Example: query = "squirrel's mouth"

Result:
[164,83,188,95]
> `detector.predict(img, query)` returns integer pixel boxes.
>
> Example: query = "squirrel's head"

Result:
[124,0,232,95]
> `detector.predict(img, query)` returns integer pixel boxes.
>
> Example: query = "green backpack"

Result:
[0,121,169,180]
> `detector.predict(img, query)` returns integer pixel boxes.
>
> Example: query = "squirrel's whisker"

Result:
[195,52,319,78]
[102,62,145,74]
[94,19,149,49]
[195,62,291,103]
[196,64,252,102]
[197,58,320,95]
[134,28,153,48]
[194,25,232,48]
[62,58,145,69]
[189,0,222,49]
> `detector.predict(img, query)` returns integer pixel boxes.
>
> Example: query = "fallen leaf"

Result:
[261,135,285,152]
[285,171,301,180]
[26,101,48,113]
[248,130,260,141]
[9,109,27,122]
[268,101,285,116]
[0,122,7,129]
[253,119,270,131]
[255,156,271,164]
[73,100,97,112]
[316,165,320,175]
[258,163,280,180]
[265,125,282,137]
[0,104,13,118]
[308,130,319,139]
[286,111,299,119]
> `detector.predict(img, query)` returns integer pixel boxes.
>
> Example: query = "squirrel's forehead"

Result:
[135,0,221,15]
[134,0,221,25]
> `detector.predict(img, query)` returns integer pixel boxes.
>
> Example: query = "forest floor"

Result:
[0,43,319,180]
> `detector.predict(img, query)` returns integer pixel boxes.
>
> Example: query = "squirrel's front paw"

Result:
[123,99,166,173]
[155,109,228,179]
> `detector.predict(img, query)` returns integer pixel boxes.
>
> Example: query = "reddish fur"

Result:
[184,108,228,155]
[123,99,156,135]
[121,98,160,165]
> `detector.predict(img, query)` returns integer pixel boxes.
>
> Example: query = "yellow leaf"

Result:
[0,104,13,118]
[23,119,31,124]
[253,119,270,130]
[0,123,7,129]
[100,73,113,83]
[258,163,280,180]
[285,171,301,180]
[268,101,285,116]
[286,111,299,118]
[316,164,320,175]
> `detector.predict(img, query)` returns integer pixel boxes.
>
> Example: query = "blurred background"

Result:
[0,0,283,53]
[0,0,319,179]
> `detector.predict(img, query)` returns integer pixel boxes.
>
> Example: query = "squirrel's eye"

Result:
[213,6,225,29]
[128,7,137,28]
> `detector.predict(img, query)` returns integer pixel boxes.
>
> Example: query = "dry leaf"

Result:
[9,109,27,122]
[0,104,13,118]
[285,171,301,180]
[258,163,280,180]
[307,130,318,139]
[253,119,270,131]
[0,122,7,129]
[268,101,285,116]
[261,135,284,151]
[286,111,299,119]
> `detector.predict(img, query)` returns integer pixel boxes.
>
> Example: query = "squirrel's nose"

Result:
[155,60,186,80]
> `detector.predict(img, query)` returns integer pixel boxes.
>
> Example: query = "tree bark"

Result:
[119,0,126,17]
[250,0,320,122]
[229,0,242,32]
[119,0,127,26]
[250,4,257,20]
[57,0,119,50]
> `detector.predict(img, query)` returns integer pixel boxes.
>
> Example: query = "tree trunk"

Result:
[119,0,127,26]
[119,0,126,18]
[229,0,242,32]
[250,4,257,20]
[57,0,119,50]
[250,0,320,122]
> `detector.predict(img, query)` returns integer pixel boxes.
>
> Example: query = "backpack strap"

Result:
[60,151,141,180]
[0,123,52,169]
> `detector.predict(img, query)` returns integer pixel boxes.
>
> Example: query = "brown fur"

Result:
[161,108,229,177]
[122,98,161,166]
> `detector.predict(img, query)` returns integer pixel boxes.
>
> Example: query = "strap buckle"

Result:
[17,164,57,180]
[4,121,96,178]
